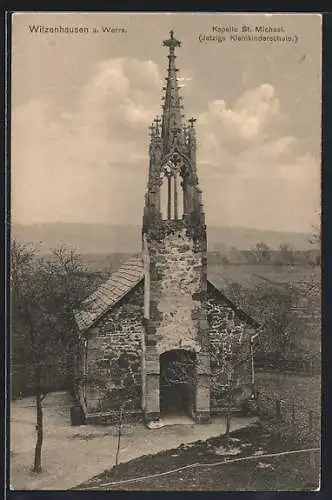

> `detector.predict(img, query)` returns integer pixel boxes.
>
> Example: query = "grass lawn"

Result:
[75,422,320,491]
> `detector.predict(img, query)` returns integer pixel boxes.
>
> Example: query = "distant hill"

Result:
[11,222,314,253]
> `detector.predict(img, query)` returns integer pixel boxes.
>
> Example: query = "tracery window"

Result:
[160,159,184,220]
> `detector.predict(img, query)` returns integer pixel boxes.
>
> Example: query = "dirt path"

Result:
[10,392,257,490]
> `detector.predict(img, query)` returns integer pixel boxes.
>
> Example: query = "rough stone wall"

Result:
[206,284,253,410]
[83,282,144,414]
[148,224,205,353]
[80,273,255,416]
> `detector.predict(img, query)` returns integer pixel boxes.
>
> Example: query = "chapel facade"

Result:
[74,32,259,425]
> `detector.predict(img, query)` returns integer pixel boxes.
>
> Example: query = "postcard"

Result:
[10,12,321,491]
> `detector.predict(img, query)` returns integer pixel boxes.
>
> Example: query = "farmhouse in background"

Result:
[74,31,259,425]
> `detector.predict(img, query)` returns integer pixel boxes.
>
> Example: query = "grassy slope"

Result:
[99,452,319,491]
[75,423,320,491]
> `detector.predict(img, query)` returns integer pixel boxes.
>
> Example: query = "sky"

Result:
[11,12,322,232]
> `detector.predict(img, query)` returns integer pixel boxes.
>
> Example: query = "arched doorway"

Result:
[159,349,196,417]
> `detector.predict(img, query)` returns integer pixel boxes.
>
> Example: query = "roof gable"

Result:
[206,279,260,329]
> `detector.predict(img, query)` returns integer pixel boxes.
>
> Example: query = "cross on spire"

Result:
[163,30,181,53]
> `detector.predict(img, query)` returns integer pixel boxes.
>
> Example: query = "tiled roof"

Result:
[75,254,144,331]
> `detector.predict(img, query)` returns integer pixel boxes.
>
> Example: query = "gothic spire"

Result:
[161,30,184,154]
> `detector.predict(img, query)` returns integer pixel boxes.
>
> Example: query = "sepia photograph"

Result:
[10,12,321,491]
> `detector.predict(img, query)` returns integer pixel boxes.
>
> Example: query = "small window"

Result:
[96,358,112,377]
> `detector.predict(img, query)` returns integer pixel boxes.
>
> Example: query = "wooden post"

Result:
[308,409,313,436]
[256,391,260,415]
[224,389,231,451]
[276,398,281,418]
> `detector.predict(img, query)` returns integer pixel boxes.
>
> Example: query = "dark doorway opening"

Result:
[159,349,196,416]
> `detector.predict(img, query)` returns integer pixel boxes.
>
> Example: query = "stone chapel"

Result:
[74,31,260,425]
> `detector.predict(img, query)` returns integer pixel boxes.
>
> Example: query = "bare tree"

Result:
[11,241,88,472]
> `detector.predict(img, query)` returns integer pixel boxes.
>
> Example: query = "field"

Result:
[207,262,320,289]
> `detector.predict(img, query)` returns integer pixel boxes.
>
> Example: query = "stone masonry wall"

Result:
[206,284,253,410]
[148,225,205,353]
[84,282,144,414]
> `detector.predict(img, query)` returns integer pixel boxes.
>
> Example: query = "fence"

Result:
[256,391,321,445]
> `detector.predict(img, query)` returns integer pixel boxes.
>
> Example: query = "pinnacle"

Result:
[159,30,186,153]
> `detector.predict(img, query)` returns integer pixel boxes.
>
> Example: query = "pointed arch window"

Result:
[160,159,185,220]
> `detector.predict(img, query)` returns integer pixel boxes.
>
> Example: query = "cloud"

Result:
[12,57,162,225]
[198,83,281,162]
[196,84,320,231]
[197,83,314,172]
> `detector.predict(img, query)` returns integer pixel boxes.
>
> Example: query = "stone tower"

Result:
[142,31,211,423]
